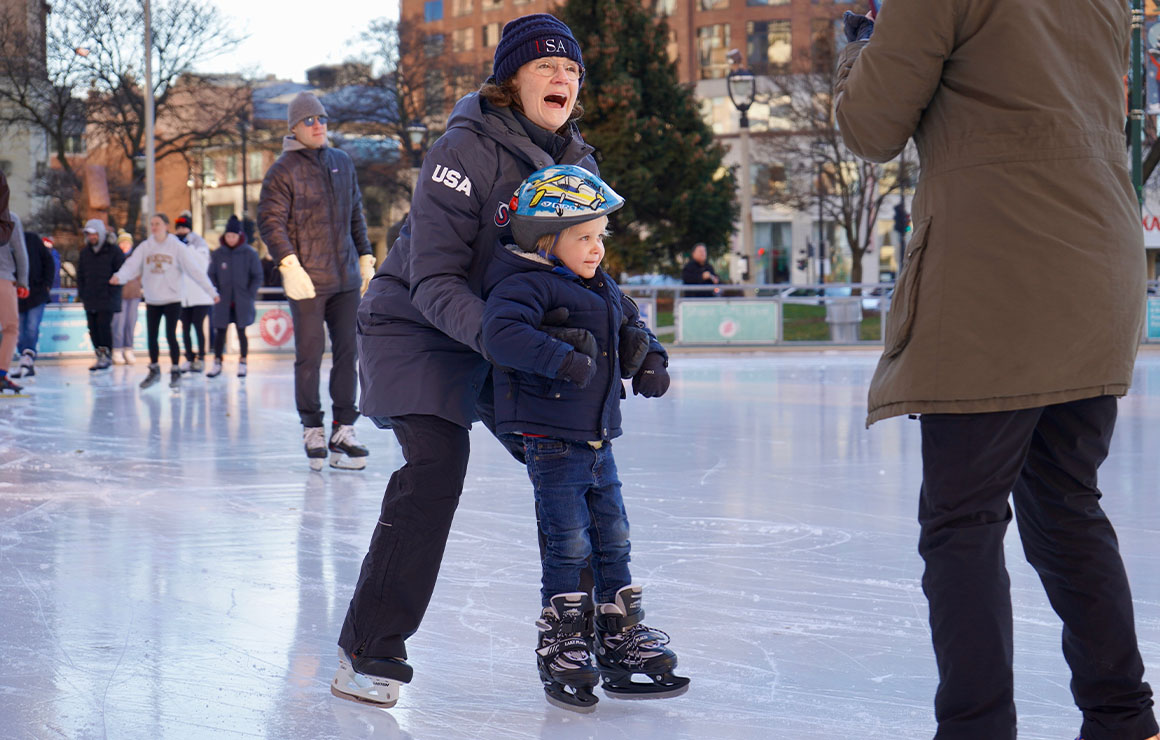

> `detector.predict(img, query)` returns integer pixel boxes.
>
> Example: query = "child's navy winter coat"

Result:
[481,244,663,443]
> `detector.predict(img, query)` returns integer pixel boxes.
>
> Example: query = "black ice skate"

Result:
[10,349,34,379]
[331,647,413,708]
[89,347,111,371]
[0,376,24,395]
[329,423,368,470]
[536,592,600,713]
[303,426,327,471]
[139,364,162,389]
[594,585,690,699]
[169,368,182,389]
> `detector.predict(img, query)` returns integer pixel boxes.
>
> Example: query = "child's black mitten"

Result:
[540,307,597,359]
[631,352,670,398]
[558,351,596,389]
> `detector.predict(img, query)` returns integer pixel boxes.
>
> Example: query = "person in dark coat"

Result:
[76,219,124,371]
[332,13,601,709]
[258,91,376,470]
[11,230,56,379]
[206,215,263,378]
[680,242,720,297]
[0,171,12,246]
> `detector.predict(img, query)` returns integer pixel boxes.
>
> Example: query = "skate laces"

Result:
[538,608,593,666]
[304,427,326,448]
[331,424,358,447]
[606,623,670,663]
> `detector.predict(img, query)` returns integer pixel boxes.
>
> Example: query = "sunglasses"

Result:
[302,115,329,127]
[531,60,583,81]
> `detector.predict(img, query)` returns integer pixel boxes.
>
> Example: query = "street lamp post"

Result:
[727,57,756,284]
[143,0,156,217]
[812,138,827,285]
[239,111,250,218]
[405,120,429,194]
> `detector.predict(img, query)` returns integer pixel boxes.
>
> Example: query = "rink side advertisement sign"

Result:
[676,300,780,344]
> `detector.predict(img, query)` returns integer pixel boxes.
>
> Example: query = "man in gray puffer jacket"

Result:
[258,92,377,471]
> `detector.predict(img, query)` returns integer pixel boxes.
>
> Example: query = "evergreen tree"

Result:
[558,0,738,275]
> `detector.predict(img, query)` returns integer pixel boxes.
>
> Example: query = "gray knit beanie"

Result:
[287,92,327,131]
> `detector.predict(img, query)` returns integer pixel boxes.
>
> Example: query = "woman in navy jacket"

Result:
[206,216,262,378]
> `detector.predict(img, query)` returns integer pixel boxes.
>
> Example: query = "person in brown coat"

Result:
[836,2,1158,739]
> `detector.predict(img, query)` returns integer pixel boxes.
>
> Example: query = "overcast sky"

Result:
[197,1,400,82]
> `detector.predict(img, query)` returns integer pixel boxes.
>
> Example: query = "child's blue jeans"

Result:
[524,436,631,607]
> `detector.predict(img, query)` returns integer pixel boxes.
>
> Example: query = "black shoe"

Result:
[169,369,182,389]
[139,364,162,389]
[96,347,112,370]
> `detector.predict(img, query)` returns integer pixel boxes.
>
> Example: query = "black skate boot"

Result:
[303,426,327,471]
[594,585,690,699]
[0,376,24,395]
[169,368,182,389]
[139,363,162,389]
[331,647,413,708]
[96,347,112,370]
[10,349,34,379]
[89,348,105,372]
[329,422,368,470]
[536,592,600,712]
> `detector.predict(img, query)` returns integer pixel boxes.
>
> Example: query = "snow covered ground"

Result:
[4,350,1160,739]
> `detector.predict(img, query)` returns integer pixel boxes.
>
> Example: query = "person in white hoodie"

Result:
[110,213,219,390]
[174,214,213,373]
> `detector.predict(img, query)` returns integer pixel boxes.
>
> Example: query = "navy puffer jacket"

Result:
[481,244,665,443]
[357,93,597,427]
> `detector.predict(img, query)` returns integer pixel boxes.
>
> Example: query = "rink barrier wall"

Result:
[17,284,1160,355]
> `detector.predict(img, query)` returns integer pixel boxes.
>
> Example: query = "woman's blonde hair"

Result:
[478,77,584,134]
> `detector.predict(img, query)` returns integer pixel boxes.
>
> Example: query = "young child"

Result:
[481,165,688,713]
[110,214,219,389]
[206,215,263,378]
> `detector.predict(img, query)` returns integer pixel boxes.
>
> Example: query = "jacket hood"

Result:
[282,135,328,153]
[83,219,107,242]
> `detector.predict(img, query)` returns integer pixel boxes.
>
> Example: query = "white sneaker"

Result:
[303,426,327,471]
[123,348,136,364]
[206,360,223,378]
[111,349,125,365]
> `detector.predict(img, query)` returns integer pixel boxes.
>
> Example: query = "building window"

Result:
[425,34,445,57]
[207,204,233,233]
[201,155,216,185]
[482,0,503,8]
[482,22,501,47]
[697,24,731,79]
[248,152,264,177]
[654,0,676,15]
[811,18,841,73]
[452,27,474,52]
[64,134,86,155]
[451,0,472,16]
[513,0,532,6]
[700,0,728,8]
[226,154,238,182]
[424,0,443,22]
[748,20,792,75]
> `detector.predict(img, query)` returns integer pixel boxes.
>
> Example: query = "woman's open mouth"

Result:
[544,94,568,109]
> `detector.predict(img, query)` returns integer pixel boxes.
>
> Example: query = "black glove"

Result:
[632,352,670,398]
[540,307,597,359]
[558,351,596,389]
[618,320,650,379]
[843,11,874,43]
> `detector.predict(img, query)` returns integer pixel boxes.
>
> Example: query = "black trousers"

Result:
[338,378,579,662]
[287,290,359,427]
[145,302,181,365]
[85,309,114,351]
[919,396,1157,740]
[180,305,210,361]
[212,306,248,359]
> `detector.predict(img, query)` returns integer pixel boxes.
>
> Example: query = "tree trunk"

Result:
[849,247,864,295]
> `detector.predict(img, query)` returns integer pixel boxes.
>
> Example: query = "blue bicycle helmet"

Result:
[508,164,625,253]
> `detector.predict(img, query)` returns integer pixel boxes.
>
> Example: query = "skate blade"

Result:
[308,457,325,472]
[0,393,29,399]
[330,681,399,709]
[544,692,598,714]
[602,677,690,700]
[330,452,367,470]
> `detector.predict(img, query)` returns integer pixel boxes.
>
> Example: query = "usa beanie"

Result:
[493,14,584,86]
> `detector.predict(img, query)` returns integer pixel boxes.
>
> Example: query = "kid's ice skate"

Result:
[10,349,34,379]
[304,426,327,471]
[329,423,368,470]
[330,647,412,708]
[594,585,690,699]
[536,592,600,713]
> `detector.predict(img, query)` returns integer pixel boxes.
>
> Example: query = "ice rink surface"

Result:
[5,350,1160,739]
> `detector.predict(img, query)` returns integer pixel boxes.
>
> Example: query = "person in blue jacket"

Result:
[206,216,263,378]
[333,13,603,708]
[481,165,684,712]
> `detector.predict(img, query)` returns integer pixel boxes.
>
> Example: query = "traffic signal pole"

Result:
[1133,0,1145,210]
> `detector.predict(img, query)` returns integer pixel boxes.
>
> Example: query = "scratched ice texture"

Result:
[3,351,1160,739]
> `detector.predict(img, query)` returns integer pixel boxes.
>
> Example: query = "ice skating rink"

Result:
[5,350,1160,739]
